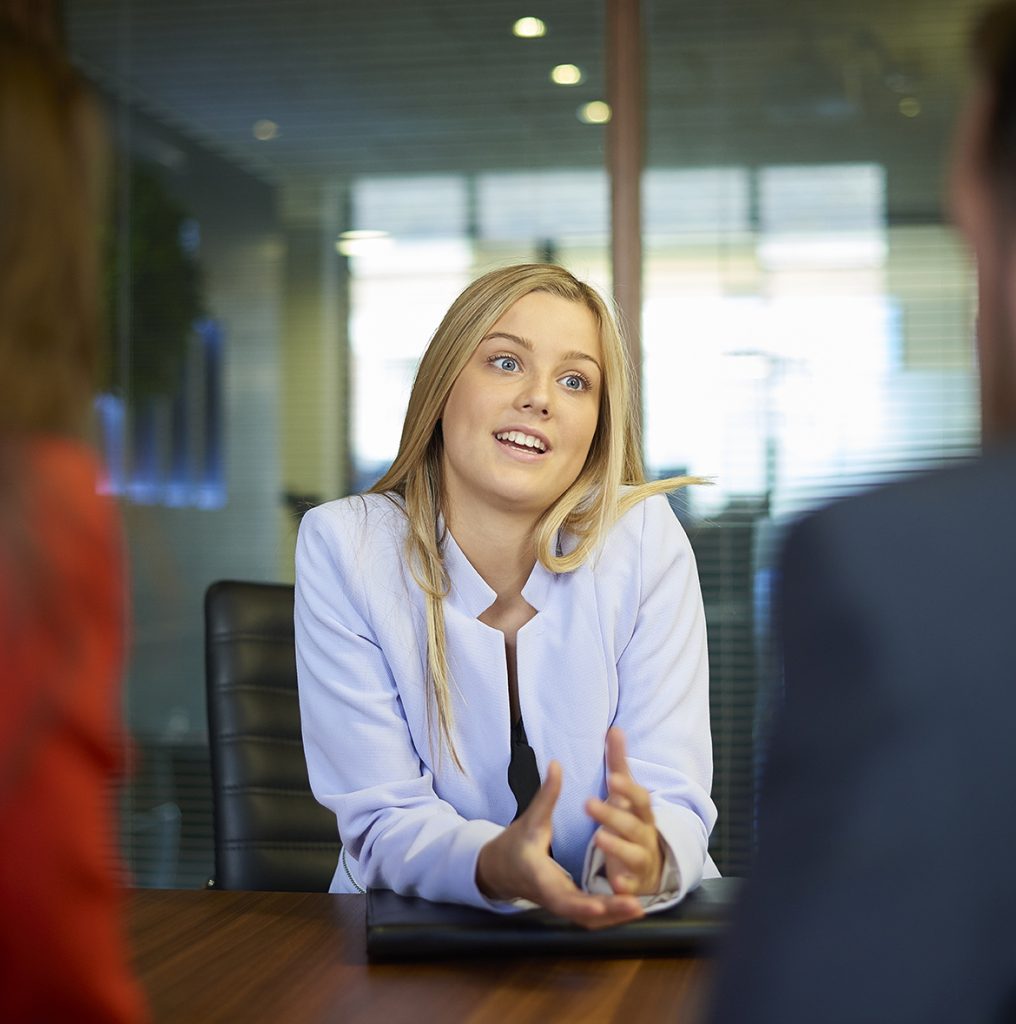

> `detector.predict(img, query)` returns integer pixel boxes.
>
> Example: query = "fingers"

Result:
[586,774,661,896]
[567,897,645,931]
[586,799,649,843]
[604,727,630,779]
[588,774,655,843]
[510,836,642,928]
[593,827,651,874]
[605,772,655,824]
[592,824,663,896]
[534,863,644,930]
[604,730,647,819]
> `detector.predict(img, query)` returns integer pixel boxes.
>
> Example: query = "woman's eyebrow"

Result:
[482,331,534,351]
[481,331,602,372]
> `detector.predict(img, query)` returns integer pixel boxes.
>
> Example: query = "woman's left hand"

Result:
[585,727,664,896]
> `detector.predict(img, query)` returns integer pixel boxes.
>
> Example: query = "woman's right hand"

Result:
[475,760,645,930]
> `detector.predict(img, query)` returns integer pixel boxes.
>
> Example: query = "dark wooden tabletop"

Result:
[129,889,714,1023]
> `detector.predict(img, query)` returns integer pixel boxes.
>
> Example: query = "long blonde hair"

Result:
[371,264,692,769]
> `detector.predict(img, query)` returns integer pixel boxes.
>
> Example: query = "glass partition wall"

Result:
[65,0,981,885]
[645,0,980,873]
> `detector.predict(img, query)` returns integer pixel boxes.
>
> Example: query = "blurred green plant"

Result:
[104,161,204,399]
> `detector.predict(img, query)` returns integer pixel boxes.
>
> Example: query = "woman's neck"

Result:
[445,504,539,602]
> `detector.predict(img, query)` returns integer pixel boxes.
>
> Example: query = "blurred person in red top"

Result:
[0,23,148,1024]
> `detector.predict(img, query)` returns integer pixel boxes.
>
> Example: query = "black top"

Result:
[506,716,541,821]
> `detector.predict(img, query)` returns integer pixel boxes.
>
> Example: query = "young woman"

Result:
[296,263,717,928]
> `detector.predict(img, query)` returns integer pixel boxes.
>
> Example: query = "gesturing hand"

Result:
[475,760,645,930]
[585,727,664,896]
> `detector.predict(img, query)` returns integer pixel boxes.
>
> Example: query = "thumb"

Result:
[524,759,562,827]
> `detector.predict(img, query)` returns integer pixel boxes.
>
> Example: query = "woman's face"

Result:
[440,290,603,525]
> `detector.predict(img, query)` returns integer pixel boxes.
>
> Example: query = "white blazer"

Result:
[295,492,718,911]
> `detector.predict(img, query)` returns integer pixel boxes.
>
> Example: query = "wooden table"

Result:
[129,889,713,1023]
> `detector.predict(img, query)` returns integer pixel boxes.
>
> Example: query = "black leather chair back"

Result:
[205,580,340,891]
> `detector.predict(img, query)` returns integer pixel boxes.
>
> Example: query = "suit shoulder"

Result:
[792,450,1011,548]
[601,491,691,563]
[298,492,407,560]
[782,449,1016,599]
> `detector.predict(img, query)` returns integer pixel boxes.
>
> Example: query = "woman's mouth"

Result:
[494,430,548,454]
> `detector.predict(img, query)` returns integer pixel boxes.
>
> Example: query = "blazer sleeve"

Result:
[294,504,509,910]
[605,495,717,906]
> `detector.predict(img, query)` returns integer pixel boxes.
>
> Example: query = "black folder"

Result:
[366,876,740,961]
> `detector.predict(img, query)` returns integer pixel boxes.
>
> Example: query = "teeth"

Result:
[496,431,547,452]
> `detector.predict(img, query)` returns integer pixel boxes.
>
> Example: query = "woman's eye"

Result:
[492,356,519,372]
[561,374,588,391]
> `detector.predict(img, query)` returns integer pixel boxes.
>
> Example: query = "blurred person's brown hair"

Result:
[0,25,107,438]
[955,1,1016,442]
[972,0,1016,200]
[0,24,145,1021]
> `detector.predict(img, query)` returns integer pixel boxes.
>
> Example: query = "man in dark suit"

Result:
[708,5,1016,1022]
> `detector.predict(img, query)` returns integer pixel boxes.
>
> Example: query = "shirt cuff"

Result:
[582,831,682,912]
[582,802,709,914]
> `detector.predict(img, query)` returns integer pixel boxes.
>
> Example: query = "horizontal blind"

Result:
[66,0,612,888]
[66,0,982,887]
[646,0,982,876]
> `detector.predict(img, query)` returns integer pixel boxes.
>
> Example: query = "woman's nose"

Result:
[517,383,551,417]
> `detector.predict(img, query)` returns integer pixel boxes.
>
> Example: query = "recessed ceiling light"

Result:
[551,63,583,86]
[252,119,279,141]
[513,17,546,38]
[898,96,921,118]
[578,100,611,124]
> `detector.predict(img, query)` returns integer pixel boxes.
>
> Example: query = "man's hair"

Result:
[973,2,1016,216]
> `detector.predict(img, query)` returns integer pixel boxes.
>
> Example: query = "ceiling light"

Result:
[578,101,611,124]
[551,64,583,86]
[252,119,279,141]
[898,97,921,118]
[513,17,546,38]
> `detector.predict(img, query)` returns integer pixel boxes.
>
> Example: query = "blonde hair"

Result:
[371,263,693,769]
[0,26,107,438]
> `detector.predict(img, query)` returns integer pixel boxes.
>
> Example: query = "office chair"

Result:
[205,580,340,891]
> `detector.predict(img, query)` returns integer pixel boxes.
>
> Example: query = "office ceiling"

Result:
[65,0,985,220]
